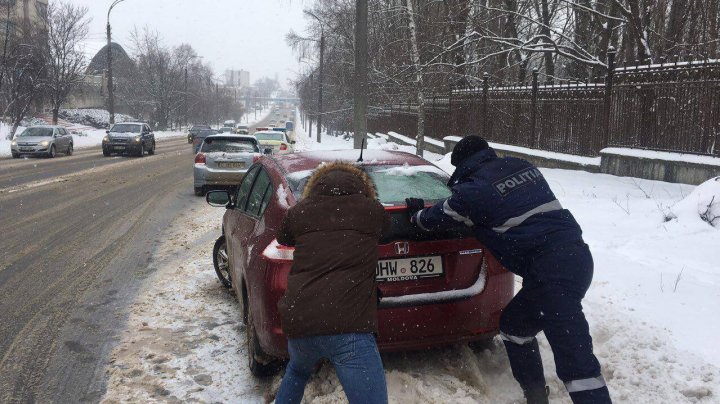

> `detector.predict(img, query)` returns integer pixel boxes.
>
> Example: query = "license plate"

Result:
[20,147,33,151]
[114,146,125,150]
[375,256,444,282]
[218,162,245,169]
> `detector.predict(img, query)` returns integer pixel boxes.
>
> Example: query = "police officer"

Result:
[406,136,611,404]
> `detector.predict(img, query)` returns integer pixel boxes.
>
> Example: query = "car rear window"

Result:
[286,164,451,206]
[201,138,258,153]
[255,132,284,141]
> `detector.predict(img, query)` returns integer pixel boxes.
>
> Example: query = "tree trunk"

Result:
[666,0,689,55]
[406,0,426,156]
[52,107,59,125]
[539,0,555,83]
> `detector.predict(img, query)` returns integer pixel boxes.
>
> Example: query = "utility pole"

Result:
[184,66,188,129]
[106,0,126,126]
[317,31,324,143]
[353,0,368,149]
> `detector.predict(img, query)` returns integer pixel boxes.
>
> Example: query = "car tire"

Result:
[468,336,497,352]
[48,145,56,158]
[103,149,111,157]
[137,143,144,157]
[11,152,19,159]
[147,141,155,155]
[194,186,204,196]
[213,236,232,288]
[246,304,280,377]
[67,143,73,156]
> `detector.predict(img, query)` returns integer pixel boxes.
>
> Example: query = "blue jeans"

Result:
[275,333,388,404]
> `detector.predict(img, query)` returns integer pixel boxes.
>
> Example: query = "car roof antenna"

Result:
[357,137,365,163]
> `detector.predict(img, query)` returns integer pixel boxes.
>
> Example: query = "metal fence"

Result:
[367,54,720,157]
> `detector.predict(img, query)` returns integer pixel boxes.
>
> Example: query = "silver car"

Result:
[194,135,260,196]
[10,126,74,158]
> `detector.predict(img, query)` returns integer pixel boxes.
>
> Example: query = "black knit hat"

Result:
[451,135,490,166]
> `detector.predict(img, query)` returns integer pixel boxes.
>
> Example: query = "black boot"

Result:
[524,385,549,404]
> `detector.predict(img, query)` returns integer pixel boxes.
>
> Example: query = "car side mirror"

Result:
[206,190,233,208]
[290,140,296,145]
[105,130,110,134]
[264,148,273,155]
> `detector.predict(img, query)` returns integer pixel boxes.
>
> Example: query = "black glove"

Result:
[405,198,425,223]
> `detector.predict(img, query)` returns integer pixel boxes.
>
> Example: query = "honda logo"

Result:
[394,242,410,255]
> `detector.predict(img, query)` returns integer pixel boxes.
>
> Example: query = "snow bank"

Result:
[666,176,720,228]
[59,108,135,129]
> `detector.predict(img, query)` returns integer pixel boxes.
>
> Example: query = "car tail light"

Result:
[280,143,288,151]
[262,239,294,262]
[194,153,206,164]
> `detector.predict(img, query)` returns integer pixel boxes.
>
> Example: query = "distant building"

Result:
[225,69,250,88]
[0,0,48,37]
[68,42,136,112]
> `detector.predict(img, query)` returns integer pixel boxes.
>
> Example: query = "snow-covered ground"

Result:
[101,113,720,403]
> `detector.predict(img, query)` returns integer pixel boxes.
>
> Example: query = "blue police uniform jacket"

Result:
[416,148,585,278]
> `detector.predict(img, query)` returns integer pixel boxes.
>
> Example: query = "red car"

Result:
[206,150,514,376]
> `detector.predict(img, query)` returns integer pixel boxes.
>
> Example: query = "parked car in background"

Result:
[253,130,294,155]
[193,129,221,153]
[204,150,514,375]
[102,122,155,157]
[188,124,211,144]
[10,126,74,158]
[193,135,260,196]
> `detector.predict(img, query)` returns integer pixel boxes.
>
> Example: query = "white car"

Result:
[253,130,295,155]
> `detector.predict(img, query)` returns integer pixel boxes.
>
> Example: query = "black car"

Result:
[102,122,156,157]
[188,124,211,144]
[192,129,221,153]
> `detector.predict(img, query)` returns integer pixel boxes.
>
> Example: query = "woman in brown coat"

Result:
[275,161,390,404]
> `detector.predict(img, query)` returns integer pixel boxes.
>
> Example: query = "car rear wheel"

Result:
[103,149,111,157]
[213,236,232,288]
[245,305,280,377]
[48,145,56,158]
[11,152,19,159]
[148,141,155,155]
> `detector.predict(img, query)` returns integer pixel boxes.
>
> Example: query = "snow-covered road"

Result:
[101,116,720,403]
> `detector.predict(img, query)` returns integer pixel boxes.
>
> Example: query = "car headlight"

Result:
[10,139,16,146]
[40,140,50,147]
[103,136,109,142]
[134,136,141,143]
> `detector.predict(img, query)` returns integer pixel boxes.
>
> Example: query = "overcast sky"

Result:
[73,0,312,88]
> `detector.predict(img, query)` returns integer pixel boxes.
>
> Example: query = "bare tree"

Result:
[1,22,45,139]
[44,1,90,124]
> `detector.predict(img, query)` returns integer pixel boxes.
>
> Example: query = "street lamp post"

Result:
[106,0,126,126]
[305,10,325,144]
[354,0,368,149]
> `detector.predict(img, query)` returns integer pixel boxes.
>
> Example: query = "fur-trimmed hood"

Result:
[303,161,378,200]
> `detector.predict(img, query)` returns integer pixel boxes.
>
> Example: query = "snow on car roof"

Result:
[204,134,257,142]
[273,149,431,173]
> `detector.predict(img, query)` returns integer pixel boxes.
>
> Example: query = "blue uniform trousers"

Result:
[499,242,611,403]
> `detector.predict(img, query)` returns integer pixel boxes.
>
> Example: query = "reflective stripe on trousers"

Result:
[499,331,535,345]
[565,375,607,393]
